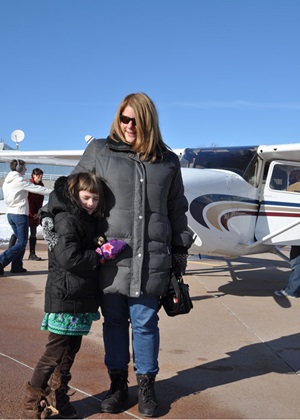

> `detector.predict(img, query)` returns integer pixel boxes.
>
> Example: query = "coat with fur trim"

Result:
[44,177,102,314]
[72,136,193,298]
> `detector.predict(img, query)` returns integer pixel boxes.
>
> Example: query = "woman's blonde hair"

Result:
[67,172,105,217]
[110,92,168,162]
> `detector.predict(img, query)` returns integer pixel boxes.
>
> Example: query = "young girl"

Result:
[23,172,125,419]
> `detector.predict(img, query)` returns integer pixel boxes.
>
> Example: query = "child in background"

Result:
[23,173,126,419]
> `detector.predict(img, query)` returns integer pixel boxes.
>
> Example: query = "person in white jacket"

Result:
[0,159,52,276]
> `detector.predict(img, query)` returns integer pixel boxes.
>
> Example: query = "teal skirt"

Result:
[41,311,101,336]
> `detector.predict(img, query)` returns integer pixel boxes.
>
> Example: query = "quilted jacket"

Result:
[72,136,193,297]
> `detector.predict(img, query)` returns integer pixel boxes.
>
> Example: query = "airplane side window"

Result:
[269,164,300,192]
[269,165,287,190]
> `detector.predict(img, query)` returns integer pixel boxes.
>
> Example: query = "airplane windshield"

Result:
[180,146,258,180]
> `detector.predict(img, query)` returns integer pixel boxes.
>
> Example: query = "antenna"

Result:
[84,134,95,144]
[11,129,25,150]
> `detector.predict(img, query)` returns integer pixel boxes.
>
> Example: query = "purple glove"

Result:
[96,239,127,264]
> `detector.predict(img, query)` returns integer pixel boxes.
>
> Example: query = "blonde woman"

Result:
[73,93,193,417]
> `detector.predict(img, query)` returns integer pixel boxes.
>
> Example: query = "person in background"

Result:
[28,168,45,261]
[287,169,300,192]
[0,159,51,276]
[274,169,300,298]
[72,92,193,417]
[23,173,126,419]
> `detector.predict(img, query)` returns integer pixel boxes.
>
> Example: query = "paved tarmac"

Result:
[1,241,300,419]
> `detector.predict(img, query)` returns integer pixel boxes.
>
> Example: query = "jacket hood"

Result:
[55,176,69,205]
[48,176,75,216]
[4,171,22,184]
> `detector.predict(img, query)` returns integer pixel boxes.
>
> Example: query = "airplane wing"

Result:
[0,150,84,167]
[257,143,300,161]
[0,148,185,167]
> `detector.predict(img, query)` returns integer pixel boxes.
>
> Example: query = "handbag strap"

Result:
[170,272,182,301]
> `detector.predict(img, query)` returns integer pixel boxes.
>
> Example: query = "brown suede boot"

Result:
[48,371,78,419]
[23,382,52,419]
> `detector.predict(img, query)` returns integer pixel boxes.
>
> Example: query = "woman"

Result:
[0,160,51,275]
[28,168,45,261]
[73,92,193,417]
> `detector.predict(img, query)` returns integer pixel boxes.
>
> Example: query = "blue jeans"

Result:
[0,214,28,271]
[100,293,160,375]
[285,255,300,297]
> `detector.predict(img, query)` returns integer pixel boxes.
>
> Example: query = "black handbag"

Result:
[161,272,193,317]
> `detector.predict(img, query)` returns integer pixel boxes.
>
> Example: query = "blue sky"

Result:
[1,0,300,152]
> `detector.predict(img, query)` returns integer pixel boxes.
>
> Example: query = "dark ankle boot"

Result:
[48,371,78,419]
[137,374,158,417]
[23,382,52,419]
[101,370,128,413]
[29,252,42,261]
[29,237,42,260]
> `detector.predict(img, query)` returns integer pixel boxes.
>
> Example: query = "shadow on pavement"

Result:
[74,332,300,418]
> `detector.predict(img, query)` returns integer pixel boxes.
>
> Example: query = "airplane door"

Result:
[254,161,300,246]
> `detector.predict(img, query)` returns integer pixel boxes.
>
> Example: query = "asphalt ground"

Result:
[1,241,300,419]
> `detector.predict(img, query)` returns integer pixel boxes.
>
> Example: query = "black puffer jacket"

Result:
[44,177,101,314]
[72,136,193,297]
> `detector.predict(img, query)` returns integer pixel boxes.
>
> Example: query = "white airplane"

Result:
[1,143,300,261]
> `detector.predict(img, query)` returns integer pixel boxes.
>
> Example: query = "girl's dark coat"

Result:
[44,178,101,314]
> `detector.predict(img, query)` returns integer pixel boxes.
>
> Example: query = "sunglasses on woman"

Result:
[120,115,136,126]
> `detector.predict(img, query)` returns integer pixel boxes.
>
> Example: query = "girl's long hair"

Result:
[110,92,168,162]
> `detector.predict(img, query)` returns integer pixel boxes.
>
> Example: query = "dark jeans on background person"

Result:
[8,233,17,248]
[30,332,82,389]
[0,214,28,271]
[100,293,160,375]
[284,251,300,297]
